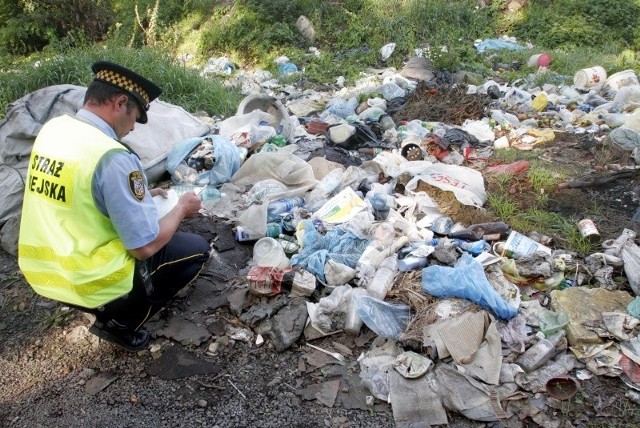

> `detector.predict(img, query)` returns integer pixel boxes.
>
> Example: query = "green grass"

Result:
[0,46,241,119]
[527,166,560,195]
[487,193,518,220]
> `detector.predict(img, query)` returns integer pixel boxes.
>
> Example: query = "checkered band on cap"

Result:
[95,69,150,106]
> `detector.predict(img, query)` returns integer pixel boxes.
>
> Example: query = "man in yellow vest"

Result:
[18,61,210,351]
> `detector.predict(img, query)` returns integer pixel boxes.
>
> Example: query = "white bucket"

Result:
[573,66,607,89]
[603,69,640,95]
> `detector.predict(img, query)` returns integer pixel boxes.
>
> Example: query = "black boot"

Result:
[89,319,150,352]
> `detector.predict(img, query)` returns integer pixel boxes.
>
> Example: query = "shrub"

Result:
[513,0,640,50]
[0,0,113,56]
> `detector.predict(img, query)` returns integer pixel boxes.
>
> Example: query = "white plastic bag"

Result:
[621,231,640,296]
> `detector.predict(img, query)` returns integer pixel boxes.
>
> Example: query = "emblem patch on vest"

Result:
[128,171,145,201]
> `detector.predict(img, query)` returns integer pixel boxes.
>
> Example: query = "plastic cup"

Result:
[253,237,289,268]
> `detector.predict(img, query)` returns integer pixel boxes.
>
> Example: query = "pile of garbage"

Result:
[3,37,640,424]
[151,48,640,425]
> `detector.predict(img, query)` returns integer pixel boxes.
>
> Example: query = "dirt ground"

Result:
[2,107,640,426]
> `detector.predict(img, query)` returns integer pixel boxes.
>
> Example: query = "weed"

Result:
[491,149,519,164]
[44,308,76,329]
[487,193,518,220]
[527,166,558,194]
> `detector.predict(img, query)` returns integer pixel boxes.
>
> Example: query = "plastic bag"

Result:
[167,135,243,186]
[246,179,288,204]
[421,253,518,320]
[538,308,569,337]
[290,220,369,283]
[353,295,411,339]
[622,232,640,296]
[628,296,640,319]
[325,97,358,119]
[314,285,352,332]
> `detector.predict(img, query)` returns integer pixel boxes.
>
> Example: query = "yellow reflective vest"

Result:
[18,115,135,308]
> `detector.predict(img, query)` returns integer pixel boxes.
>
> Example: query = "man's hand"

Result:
[177,192,202,218]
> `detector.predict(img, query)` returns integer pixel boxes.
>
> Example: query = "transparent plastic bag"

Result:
[353,295,410,339]
[245,179,288,204]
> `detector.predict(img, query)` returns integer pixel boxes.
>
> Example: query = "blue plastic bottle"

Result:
[267,197,305,222]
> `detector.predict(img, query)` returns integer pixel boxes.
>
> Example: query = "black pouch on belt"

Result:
[135,259,154,296]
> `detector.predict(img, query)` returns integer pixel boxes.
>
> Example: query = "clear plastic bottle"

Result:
[345,287,368,335]
[267,197,305,222]
[366,255,399,300]
[515,331,566,372]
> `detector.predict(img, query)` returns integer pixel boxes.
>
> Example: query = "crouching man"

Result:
[18,61,210,351]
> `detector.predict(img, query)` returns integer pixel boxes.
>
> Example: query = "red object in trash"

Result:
[620,354,640,384]
[538,53,552,68]
[306,120,330,135]
[484,160,530,176]
[247,266,292,296]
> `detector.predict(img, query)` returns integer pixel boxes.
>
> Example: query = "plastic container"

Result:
[267,197,305,222]
[345,287,368,335]
[236,94,294,144]
[603,69,639,95]
[545,376,578,400]
[500,230,552,258]
[573,66,607,89]
[366,255,399,300]
[253,237,290,268]
[515,331,566,372]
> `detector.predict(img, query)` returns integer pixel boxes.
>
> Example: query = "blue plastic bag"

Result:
[167,135,243,186]
[290,220,369,283]
[354,295,411,339]
[421,252,517,320]
[475,39,524,54]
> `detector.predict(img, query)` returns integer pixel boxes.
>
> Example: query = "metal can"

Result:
[578,219,600,242]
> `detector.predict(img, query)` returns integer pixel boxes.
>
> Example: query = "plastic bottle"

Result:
[453,239,489,256]
[379,114,396,131]
[515,331,566,372]
[448,221,511,242]
[268,135,287,147]
[267,197,305,222]
[370,193,390,221]
[345,287,368,335]
[398,256,428,272]
[199,186,222,201]
[366,255,399,300]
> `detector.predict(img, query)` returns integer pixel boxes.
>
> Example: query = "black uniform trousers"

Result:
[85,231,210,331]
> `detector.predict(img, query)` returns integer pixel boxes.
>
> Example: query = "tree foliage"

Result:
[0,0,114,55]
[513,0,640,50]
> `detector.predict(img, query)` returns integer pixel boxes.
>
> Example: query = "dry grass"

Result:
[386,271,443,343]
